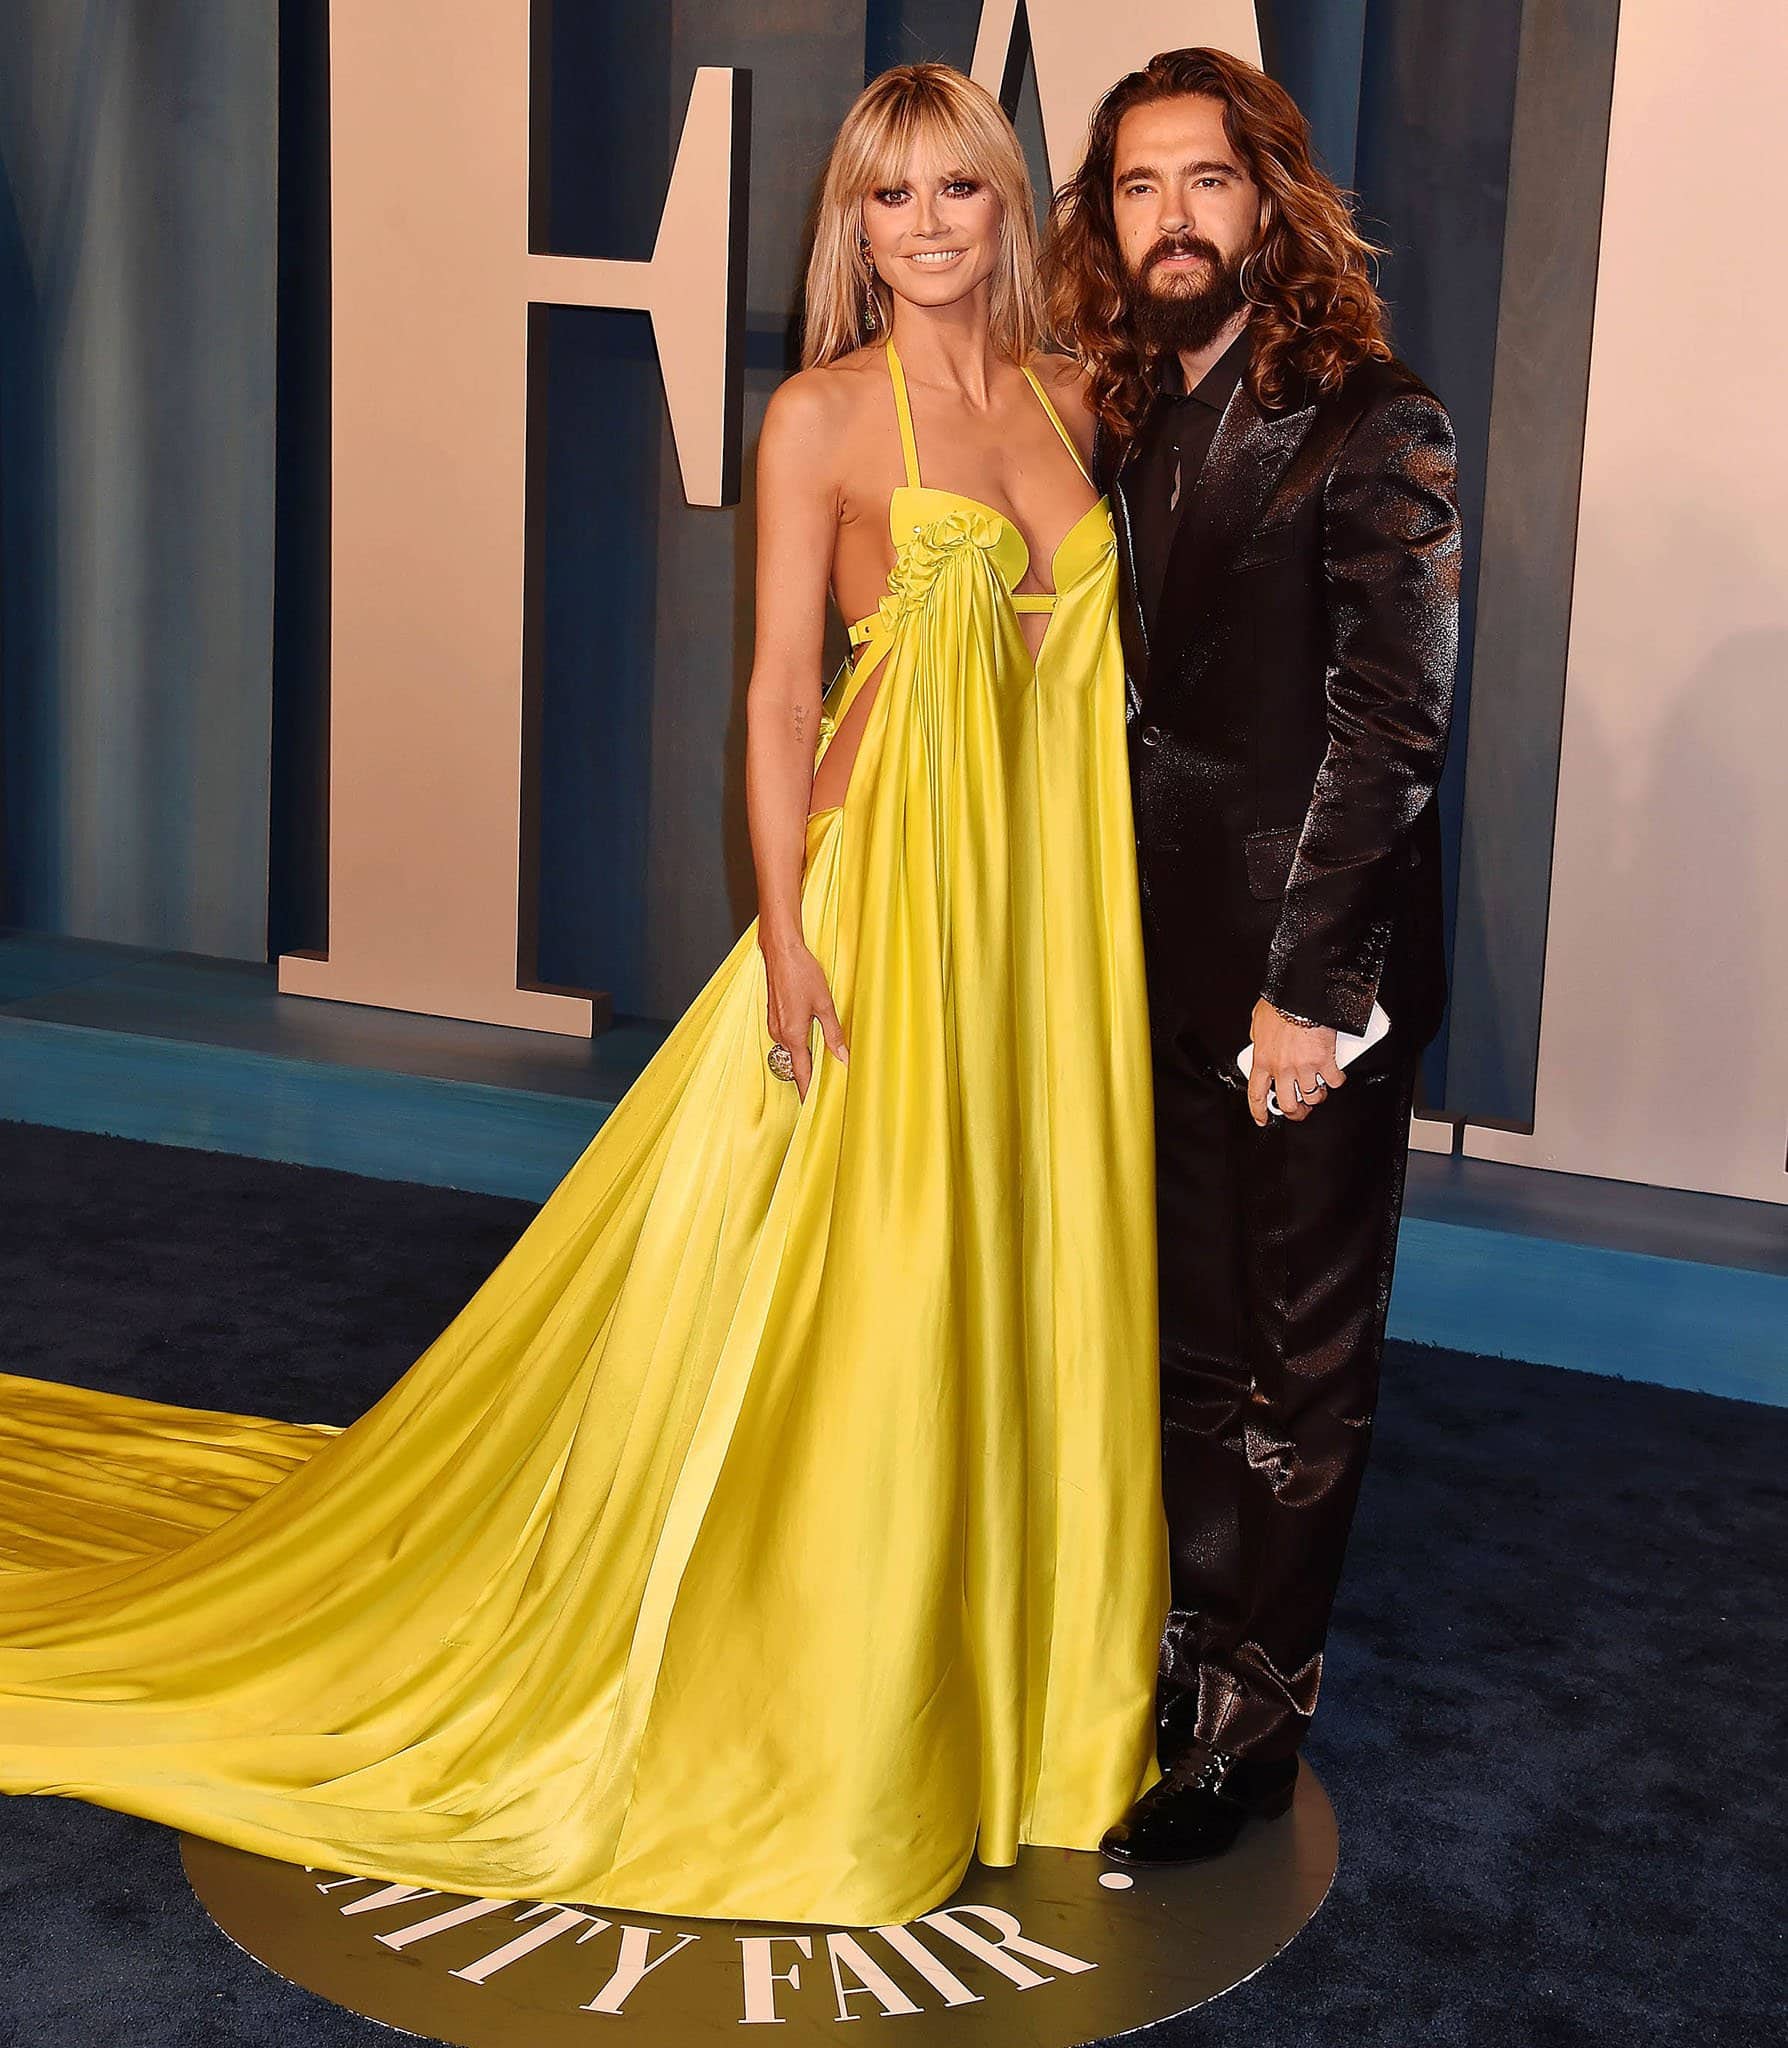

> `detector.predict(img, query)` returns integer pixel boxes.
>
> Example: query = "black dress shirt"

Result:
[1129,326,1253,645]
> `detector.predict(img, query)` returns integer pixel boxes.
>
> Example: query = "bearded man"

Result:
[1043,46,1462,1864]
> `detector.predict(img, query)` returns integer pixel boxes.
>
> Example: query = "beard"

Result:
[1125,233,1249,354]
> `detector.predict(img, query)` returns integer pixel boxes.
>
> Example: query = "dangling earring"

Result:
[859,237,880,337]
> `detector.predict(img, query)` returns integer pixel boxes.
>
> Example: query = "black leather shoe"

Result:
[1100,1747,1298,1865]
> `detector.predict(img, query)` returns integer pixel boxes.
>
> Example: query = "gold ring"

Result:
[766,1044,796,1084]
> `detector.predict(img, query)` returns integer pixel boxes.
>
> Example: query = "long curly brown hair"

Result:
[1042,47,1391,437]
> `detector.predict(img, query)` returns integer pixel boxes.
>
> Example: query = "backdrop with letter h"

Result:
[2,0,1784,1203]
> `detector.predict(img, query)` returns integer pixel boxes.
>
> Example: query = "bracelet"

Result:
[1260,996,1325,1031]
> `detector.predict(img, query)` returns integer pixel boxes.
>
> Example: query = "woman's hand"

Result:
[763,933,849,1101]
[744,369,847,1098]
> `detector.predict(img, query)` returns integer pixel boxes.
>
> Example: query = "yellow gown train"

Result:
[0,340,1170,1926]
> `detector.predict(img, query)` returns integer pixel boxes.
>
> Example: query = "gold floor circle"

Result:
[183,1771,1337,2047]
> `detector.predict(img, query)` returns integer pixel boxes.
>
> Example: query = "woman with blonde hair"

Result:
[0,65,1167,1928]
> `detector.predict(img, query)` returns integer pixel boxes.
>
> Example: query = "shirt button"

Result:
[1140,724,1163,748]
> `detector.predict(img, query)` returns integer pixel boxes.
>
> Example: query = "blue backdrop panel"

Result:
[1261,1,1368,188]
[530,303,664,1015]
[1343,0,1523,1107]
[524,0,672,1017]
[866,0,977,75]
[533,0,671,265]
[0,0,278,959]
[268,0,332,964]
[1445,0,1622,1128]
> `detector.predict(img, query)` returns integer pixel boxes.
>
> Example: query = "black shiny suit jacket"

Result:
[1101,355,1462,1062]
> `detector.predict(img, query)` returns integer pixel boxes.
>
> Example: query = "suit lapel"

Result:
[1109,395,1164,711]
[1147,380,1319,700]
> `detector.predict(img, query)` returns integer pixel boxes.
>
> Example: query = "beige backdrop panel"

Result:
[278,2,741,1034]
[1466,0,1788,1201]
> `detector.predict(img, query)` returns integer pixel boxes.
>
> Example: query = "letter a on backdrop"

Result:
[972,0,1261,184]
[278,0,747,1033]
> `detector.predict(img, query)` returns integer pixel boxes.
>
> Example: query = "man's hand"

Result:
[1246,998,1346,1128]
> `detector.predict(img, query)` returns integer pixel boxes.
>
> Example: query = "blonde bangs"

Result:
[801,65,1040,370]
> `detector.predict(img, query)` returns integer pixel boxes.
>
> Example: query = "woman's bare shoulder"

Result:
[764,348,888,444]
[1028,349,1093,414]
[1027,350,1097,461]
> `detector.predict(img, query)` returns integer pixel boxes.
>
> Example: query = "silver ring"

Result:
[766,1044,796,1084]
[1303,1075,1328,1093]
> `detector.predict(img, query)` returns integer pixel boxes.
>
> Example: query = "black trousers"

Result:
[1149,1003,1418,1762]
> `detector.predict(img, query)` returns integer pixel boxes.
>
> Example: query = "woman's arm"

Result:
[745,370,850,1101]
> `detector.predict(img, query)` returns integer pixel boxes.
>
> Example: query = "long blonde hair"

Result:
[802,64,1040,369]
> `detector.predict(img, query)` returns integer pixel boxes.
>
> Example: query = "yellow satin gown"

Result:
[0,339,1169,1927]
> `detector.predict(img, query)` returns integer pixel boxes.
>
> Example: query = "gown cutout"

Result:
[0,340,1170,1927]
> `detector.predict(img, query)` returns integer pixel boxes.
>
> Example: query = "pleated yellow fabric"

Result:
[0,341,1169,1927]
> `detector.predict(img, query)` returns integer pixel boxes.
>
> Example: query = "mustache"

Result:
[1141,234,1225,275]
